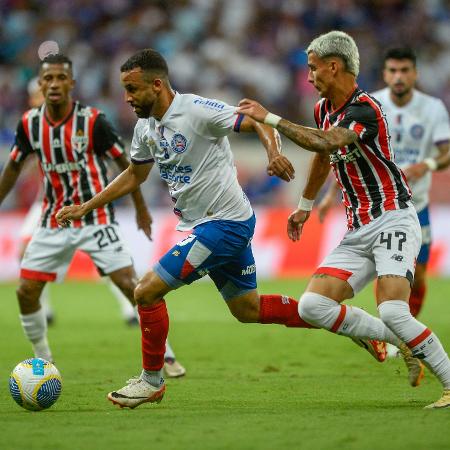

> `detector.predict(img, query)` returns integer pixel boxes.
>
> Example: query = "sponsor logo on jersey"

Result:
[391,254,404,262]
[193,98,225,110]
[158,163,192,183]
[42,160,86,173]
[330,146,361,163]
[171,133,188,154]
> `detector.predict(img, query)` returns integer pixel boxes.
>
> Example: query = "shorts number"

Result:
[379,231,406,251]
[94,226,119,249]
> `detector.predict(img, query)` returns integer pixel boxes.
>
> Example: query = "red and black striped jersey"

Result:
[10,101,125,228]
[314,87,411,229]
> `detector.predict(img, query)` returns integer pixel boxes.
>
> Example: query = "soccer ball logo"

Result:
[9,358,62,411]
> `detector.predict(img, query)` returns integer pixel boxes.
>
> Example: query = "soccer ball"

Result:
[9,358,62,411]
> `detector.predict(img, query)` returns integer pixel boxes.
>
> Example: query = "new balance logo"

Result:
[391,254,404,262]
[281,296,290,305]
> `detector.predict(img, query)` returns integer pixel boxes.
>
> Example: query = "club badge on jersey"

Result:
[171,133,188,154]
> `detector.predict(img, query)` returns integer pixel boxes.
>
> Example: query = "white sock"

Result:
[20,308,53,362]
[164,339,175,361]
[378,300,450,389]
[105,278,137,320]
[298,292,401,345]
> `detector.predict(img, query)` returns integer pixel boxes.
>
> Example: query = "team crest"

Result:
[410,124,424,140]
[171,133,188,154]
[72,129,88,153]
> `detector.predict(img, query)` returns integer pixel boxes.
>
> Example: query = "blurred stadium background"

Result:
[1,0,450,280]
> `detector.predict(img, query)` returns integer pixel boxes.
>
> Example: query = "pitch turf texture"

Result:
[1,279,449,450]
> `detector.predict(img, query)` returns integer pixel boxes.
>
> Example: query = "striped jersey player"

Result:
[237,30,450,409]
[11,101,123,229]
[313,87,411,230]
[0,53,152,366]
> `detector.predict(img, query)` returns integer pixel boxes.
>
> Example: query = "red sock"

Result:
[259,294,316,328]
[409,285,426,317]
[138,301,169,371]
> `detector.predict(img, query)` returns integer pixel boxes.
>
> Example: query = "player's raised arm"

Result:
[239,116,295,182]
[56,161,152,227]
[114,153,153,240]
[237,98,359,154]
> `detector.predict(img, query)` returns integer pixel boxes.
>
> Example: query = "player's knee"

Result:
[16,281,41,312]
[298,292,337,326]
[378,300,411,329]
[134,271,165,306]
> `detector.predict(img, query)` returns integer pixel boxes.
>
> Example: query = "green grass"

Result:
[1,278,450,450]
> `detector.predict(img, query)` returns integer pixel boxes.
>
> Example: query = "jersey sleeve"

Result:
[130,120,155,165]
[189,97,244,138]
[335,102,379,142]
[10,119,34,163]
[92,114,125,159]
[432,100,450,144]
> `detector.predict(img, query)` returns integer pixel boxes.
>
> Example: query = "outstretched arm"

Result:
[239,116,295,182]
[237,98,358,154]
[56,162,152,226]
[114,154,152,240]
[0,159,24,206]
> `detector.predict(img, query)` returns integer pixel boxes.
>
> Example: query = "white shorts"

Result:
[316,205,421,295]
[21,224,133,282]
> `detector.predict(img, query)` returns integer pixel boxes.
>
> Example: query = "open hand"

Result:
[136,210,153,240]
[267,154,295,182]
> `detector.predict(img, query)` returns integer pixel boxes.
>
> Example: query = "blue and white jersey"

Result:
[372,88,450,212]
[130,92,253,231]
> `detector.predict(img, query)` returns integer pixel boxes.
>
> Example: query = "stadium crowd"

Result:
[1,0,450,209]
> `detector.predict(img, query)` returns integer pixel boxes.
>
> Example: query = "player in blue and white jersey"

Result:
[372,47,450,319]
[56,48,386,409]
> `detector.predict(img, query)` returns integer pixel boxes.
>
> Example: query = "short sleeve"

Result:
[10,119,34,163]
[130,120,155,165]
[189,97,243,138]
[92,114,125,159]
[335,102,379,142]
[432,100,450,145]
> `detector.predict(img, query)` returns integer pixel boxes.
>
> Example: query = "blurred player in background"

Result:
[57,48,390,409]
[238,31,450,409]
[318,47,450,356]
[0,54,185,378]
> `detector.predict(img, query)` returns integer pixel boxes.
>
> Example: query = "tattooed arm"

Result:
[237,98,358,154]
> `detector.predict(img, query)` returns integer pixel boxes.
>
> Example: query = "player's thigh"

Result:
[20,227,75,282]
[372,206,421,302]
[310,232,376,301]
[154,216,256,292]
[77,224,134,275]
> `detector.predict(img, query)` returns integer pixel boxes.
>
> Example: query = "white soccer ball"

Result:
[9,358,62,411]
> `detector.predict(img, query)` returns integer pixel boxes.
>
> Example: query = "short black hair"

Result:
[384,47,416,66]
[40,53,73,69]
[120,49,169,78]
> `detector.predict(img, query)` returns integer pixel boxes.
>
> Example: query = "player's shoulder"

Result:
[133,118,151,138]
[21,106,41,123]
[413,89,446,109]
[182,93,232,116]
[76,102,101,118]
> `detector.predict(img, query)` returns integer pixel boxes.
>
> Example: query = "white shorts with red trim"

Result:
[20,224,133,282]
[315,205,421,295]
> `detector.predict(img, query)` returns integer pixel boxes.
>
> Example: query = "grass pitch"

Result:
[1,278,449,450]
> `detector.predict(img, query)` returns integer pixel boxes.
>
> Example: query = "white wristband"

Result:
[424,158,438,171]
[298,196,314,211]
[264,112,282,128]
